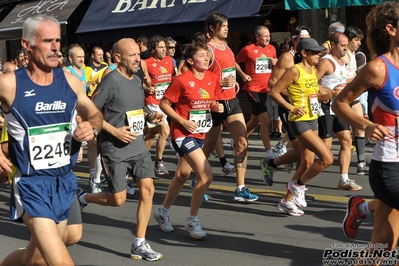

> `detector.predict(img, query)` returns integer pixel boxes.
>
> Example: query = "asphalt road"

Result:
[0,135,388,266]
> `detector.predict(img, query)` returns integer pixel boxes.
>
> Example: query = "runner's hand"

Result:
[114,126,137,143]
[0,154,12,174]
[148,112,165,125]
[74,115,95,142]
[211,102,224,113]
[222,75,235,87]
[182,120,198,133]
[365,123,393,141]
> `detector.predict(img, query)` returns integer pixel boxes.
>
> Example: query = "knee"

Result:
[63,229,82,246]
[235,137,248,152]
[322,153,334,168]
[112,193,126,206]
[139,184,155,201]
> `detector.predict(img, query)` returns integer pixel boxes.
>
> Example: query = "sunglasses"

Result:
[167,46,176,49]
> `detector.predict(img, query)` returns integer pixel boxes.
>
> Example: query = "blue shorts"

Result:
[172,137,204,157]
[10,171,77,223]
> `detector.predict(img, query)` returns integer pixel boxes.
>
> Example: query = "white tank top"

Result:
[345,51,357,79]
[319,54,347,90]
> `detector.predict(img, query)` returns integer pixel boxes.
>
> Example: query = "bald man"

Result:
[2,62,16,74]
[76,38,164,262]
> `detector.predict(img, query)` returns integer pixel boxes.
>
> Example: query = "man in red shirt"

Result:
[236,25,277,158]
[202,11,258,202]
[144,35,176,175]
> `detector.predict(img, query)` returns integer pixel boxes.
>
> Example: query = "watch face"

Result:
[93,128,98,136]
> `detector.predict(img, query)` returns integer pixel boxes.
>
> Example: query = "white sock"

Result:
[266,149,274,157]
[236,185,245,192]
[89,168,95,180]
[160,206,169,213]
[357,202,371,215]
[134,238,145,248]
[92,155,102,184]
[188,215,198,221]
[79,193,87,204]
[340,174,349,183]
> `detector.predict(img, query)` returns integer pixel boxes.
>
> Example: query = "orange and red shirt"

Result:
[163,70,221,140]
[235,43,277,93]
[207,42,236,101]
[144,55,175,105]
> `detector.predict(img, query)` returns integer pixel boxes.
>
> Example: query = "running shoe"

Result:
[185,217,207,239]
[222,162,235,175]
[154,161,169,175]
[284,162,296,174]
[356,162,369,175]
[337,179,363,191]
[88,178,103,194]
[343,195,366,239]
[230,139,235,154]
[76,187,87,210]
[233,187,259,202]
[153,208,174,232]
[274,142,287,157]
[209,150,218,158]
[189,178,209,202]
[288,180,307,208]
[131,241,163,261]
[277,199,304,216]
[126,180,136,196]
[260,158,276,186]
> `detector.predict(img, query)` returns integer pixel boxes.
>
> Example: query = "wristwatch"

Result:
[93,127,98,138]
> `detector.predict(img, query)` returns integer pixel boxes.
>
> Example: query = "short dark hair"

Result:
[148,35,166,54]
[344,26,364,41]
[137,36,148,46]
[183,42,208,70]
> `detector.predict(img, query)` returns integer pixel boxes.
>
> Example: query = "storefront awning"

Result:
[0,0,83,40]
[76,0,263,34]
[284,0,390,10]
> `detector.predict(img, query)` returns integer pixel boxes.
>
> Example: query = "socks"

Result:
[354,137,366,163]
[268,159,277,168]
[219,156,227,168]
[340,174,349,183]
[296,179,305,186]
[160,206,169,213]
[134,238,145,248]
[187,215,198,221]
[79,193,87,205]
[266,149,274,157]
[357,202,372,215]
[236,185,245,192]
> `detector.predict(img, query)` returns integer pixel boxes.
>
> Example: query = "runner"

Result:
[332,2,399,259]
[269,38,334,216]
[202,11,258,202]
[77,38,164,261]
[0,15,102,266]
[154,42,223,238]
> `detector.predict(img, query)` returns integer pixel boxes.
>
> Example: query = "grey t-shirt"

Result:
[93,70,146,158]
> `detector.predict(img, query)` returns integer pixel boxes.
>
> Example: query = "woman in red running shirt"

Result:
[154,43,223,239]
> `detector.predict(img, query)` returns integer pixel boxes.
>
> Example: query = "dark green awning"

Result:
[285,0,391,10]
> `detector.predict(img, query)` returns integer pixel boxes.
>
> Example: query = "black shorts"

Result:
[279,107,296,141]
[245,91,268,116]
[318,114,350,139]
[369,160,399,210]
[101,150,155,193]
[211,97,242,127]
[67,195,82,225]
[288,120,318,138]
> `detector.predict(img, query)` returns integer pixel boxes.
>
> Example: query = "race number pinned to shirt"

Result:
[126,109,145,135]
[28,123,72,170]
[221,67,236,90]
[155,82,170,100]
[255,57,272,74]
[190,109,212,133]
[309,94,320,116]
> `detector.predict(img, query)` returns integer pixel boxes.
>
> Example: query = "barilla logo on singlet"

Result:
[35,101,67,114]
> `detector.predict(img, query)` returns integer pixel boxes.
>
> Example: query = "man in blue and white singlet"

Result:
[0,15,103,266]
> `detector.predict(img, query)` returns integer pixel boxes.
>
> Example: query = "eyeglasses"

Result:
[167,46,176,49]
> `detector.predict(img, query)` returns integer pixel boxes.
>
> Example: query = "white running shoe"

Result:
[222,162,235,175]
[288,180,307,208]
[277,199,304,216]
[274,142,287,157]
[185,217,207,239]
[88,178,103,194]
[126,180,136,196]
[153,208,174,232]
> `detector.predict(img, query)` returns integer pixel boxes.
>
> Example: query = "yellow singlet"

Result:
[287,64,319,122]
